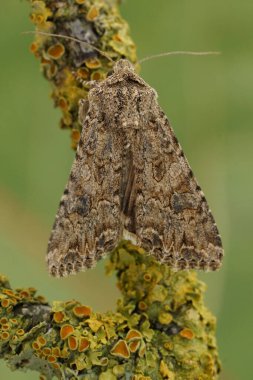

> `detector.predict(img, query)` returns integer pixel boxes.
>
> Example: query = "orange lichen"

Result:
[16,329,25,336]
[68,335,78,350]
[85,58,101,69]
[129,340,140,353]
[62,113,72,127]
[30,13,47,25]
[73,305,92,318]
[78,337,90,352]
[47,43,65,60]
[53,311,65,323]
[37,336,46,346]
[71,130,81,148]
[20,290,30,298]
[2,324,10,330]
[41,57,51,65]
[91,71,106,81]
[2,289,15,297]
[1,332,10,340]
[10,318,18,325]
[32,342,40,350]
[47,63,58,78]
[110,340,130,359]
[52,363,60,369]
[43,347,51,356]
[60,324,75,340]
[179,328,195,340]
[86,6,99,21]
[143,273,152,282]
[30,42,38,53]
[138,301,148,311]
[52,347,61,357]
[126,329,142,341]
[77,67,89,79]
[0,317,8,324]
[1,299,10,308]
[75,0,86,4]
[58,97,69,111]
[112,34,123,42]
[36,14,44,24]
[47,355,57,363]
[11,335,19,344]
[28,287,36,295]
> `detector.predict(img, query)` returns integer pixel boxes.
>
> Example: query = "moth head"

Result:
[113,59,136,75]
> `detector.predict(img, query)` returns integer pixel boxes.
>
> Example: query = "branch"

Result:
[0,242,220,379]
[0,0,221,378]
[27,0,137,148]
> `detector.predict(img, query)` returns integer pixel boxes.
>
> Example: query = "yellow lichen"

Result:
[60,324,75,340]
[110,339,130,359]
[84,58,101,69]
[126,329,142,341]
[47,355,57,363]
[37,336,46,346]
[53,311,65,323]
[73,305,92,318]
[42,347,51,356]
[86,6,99,21]
[68,335,78,350]
[47,43,65,60]
[78,337,90,352]
[138,301,148,311]
[51,347,61,357]
[129,340,140,352]
[159,360,175,379]
[179,328,195,340]
[86,319,103,332]
[158,312,173,325]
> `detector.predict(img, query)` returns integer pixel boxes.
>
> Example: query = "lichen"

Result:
[28,0,137,148]
[0,243,221,379]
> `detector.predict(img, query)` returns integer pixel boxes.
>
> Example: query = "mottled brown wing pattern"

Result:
[134,103,223,270]
[47,59,223,277]
[47,107,123,277]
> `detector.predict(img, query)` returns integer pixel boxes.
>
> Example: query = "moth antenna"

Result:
[22,30,114,63]
[138,51,221,64]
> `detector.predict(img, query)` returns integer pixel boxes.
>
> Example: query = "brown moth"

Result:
[47,59,223,277]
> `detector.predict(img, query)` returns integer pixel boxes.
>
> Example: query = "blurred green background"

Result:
[0,1,252,379]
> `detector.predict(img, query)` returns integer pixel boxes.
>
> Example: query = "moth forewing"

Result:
[47,59,223,277]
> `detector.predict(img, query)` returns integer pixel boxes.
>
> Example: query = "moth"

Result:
[47,59,223,277]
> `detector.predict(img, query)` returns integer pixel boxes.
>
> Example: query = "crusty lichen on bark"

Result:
[28,0,137,148]
[0,243,220,379]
